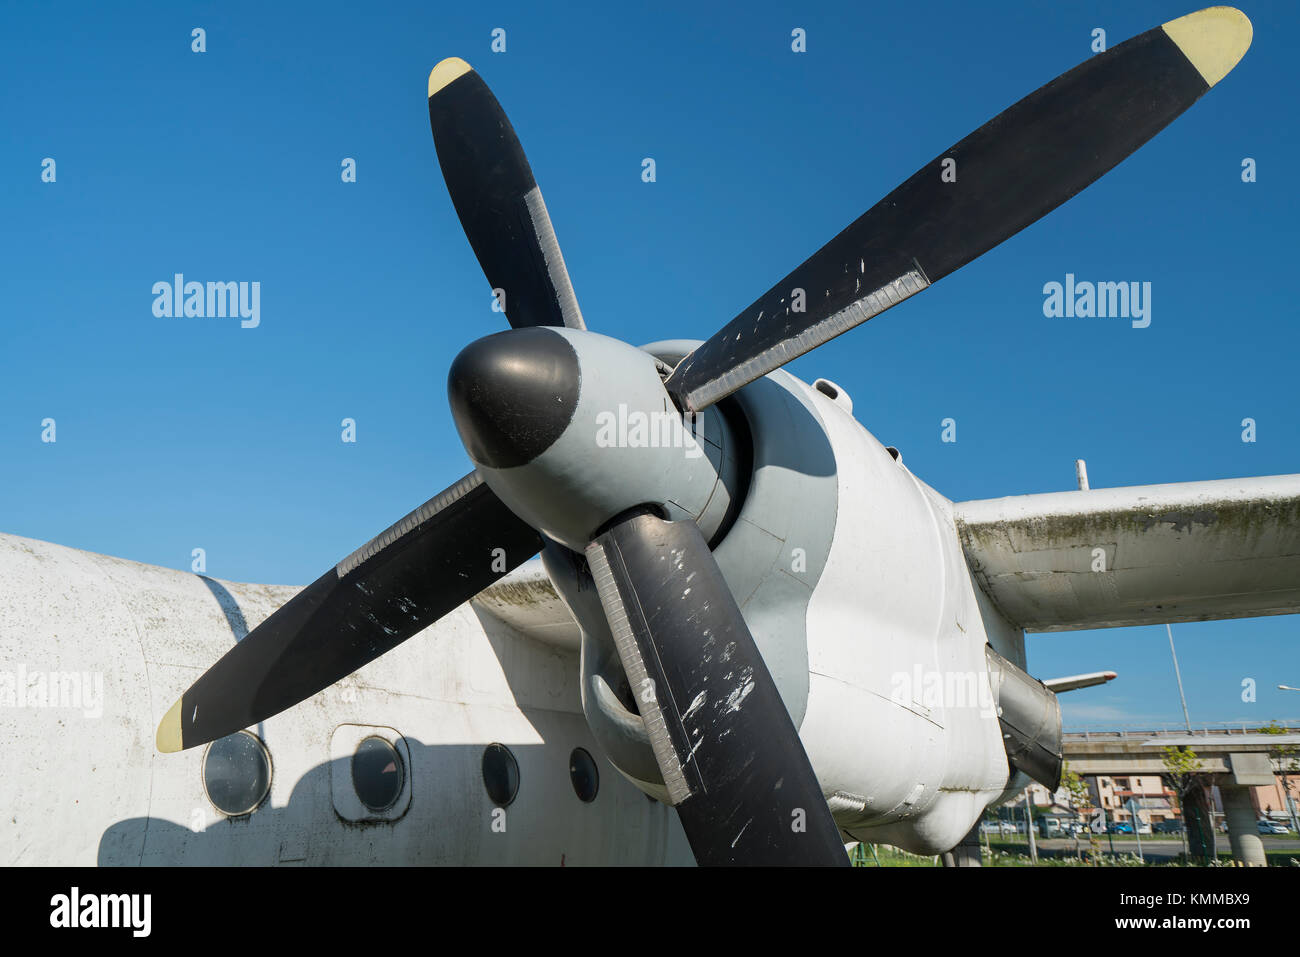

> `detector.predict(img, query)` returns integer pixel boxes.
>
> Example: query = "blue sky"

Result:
[3,1,1296,730]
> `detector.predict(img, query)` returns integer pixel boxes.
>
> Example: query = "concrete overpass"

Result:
[1061,727,1300,866]
[1063,727,1300,775]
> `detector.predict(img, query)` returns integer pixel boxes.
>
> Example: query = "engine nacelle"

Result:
[545,339,839,801]
[547,340,1017,854]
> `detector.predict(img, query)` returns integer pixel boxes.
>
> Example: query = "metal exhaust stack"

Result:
[986,646,1063,791]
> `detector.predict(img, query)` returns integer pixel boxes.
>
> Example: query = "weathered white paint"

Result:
[799,385,1010,854]
[956,475,1300,631]
[0,533,692,866]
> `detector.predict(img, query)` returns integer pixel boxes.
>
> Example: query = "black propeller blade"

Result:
[157,473,542,752]
[663,7,1251,412]
[586,510,848,865]
[428,57,586,331]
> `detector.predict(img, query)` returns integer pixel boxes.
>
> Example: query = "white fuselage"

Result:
[0,533,694,865]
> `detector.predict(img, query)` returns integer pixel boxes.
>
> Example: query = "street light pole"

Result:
[1167,623,1192,733]
[1023,787,1038,864]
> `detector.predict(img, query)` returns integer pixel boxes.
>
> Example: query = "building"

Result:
[1091,774,1178,826]
[1250,772,1300,823]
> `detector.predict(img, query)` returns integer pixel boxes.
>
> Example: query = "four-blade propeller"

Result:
[158,7,1251,866]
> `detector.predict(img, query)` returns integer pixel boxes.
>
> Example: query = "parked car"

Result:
[1109,822,1134,834]
[1258,819,1290,835]
[977,820,1021,835]
[1153,820,1184,834]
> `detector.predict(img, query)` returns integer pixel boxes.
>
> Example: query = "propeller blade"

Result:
[156,472,541,752]
[428,57,586,331]
[586,510,848,865]
[663,6,1251,412]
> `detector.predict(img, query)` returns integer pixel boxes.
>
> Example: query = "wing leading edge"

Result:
[955,475,1300,632]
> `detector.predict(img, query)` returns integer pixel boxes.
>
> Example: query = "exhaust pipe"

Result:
[985,645,1063,791]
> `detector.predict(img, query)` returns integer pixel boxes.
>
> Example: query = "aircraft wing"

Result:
[954,474,1300,632]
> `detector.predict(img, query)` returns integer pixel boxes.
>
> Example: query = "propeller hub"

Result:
[448,327,582,469]
[450,327,741,552]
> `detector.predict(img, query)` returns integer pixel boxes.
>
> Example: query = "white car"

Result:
[1258,820,1290,835]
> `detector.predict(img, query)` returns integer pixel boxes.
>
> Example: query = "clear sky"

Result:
[3,1,1297,731]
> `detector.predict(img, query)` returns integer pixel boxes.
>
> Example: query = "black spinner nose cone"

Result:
[448,327,581,469]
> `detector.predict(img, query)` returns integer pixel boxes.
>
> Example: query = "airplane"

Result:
[3,5,1292,866]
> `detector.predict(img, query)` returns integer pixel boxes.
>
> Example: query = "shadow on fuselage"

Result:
[97,736,687,866]
[98,461,718,866]
[196,576,249,641]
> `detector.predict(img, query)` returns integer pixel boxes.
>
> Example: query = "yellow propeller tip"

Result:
[429,57,473,97]
[156,697,184,753]
[1162,6,1252,88]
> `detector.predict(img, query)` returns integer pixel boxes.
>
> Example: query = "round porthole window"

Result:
[569,747,599,803]
[482,743,520,807]
[203,730,271,816]
[352,736,405,812]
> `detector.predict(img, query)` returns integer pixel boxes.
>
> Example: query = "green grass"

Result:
[849,840,1300,867]
[849,843,941,867]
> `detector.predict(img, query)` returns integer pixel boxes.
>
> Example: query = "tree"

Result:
[1162,745,1213,863]
[1061,763,1093,860]
[1259,720,1300,832]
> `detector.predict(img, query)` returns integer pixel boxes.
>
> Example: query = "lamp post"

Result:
[1167,624,1192,733]
[1023,787,1038,864]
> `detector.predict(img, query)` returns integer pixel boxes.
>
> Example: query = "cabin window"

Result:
[203,730,271,816]
[352,736,405,812]
[481,743,520,807]
[569,747,599,803]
